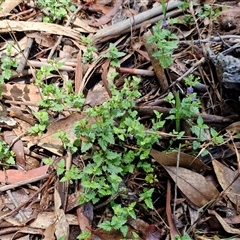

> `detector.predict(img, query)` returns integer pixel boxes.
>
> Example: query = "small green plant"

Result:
[165,74,225,155]
[0,43,17,84]
[139,188,154,209]
[0,139,15,167]
[197,4,221,21]
[103,43,126,67]
[29,111,50,135]
[77,230,91,240]
[179,1,221,24]
[81,36,97,64]
[57,77,165,237]
[174,233,191,240]
[165,75,201,132]
[148,19,179,68]
[98,202,136,236]
[37,0,76,20]
[30,61,85,135]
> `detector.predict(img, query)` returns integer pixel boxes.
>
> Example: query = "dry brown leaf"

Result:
[166,180,179,239]
[2,189,33,223]
[212,159,240,206]
[76,205,92,236]
[89,0,123,27]
[54,189,69,239]
[75,51,83,94]
[208,210,240,234]
[30,212,78,229]
[226,121,240,134]
[150,149,210,171]
[0,83,42,103]
[0,165,49,184]
[28,113,89,155]
[0,20,80,40]
[72,18,97,33]
[26,33,56,48]
[145,225,162,240]
[43,223,55,240]
[0,0,23,17]
[85,82,110,106]
[165,166,219,207]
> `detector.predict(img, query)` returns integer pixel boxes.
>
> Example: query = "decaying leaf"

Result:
[0,20,80,40]
[28,113,89,155]
[150,149,210,171]
[0,83,42,103]
[212,159,240,206]
[165,166,219,207]
[54,189,69,239]
[208,210,240,234]
[0,165,49,184]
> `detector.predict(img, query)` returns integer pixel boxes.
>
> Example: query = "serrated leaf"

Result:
[81,141,92,152]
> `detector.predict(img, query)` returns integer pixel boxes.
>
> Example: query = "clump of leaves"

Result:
[148,19,179,68]
[29,60,85,135]
[0,43,17,84]
[0,139,15,167]
[81,36,97,64]
[37,0,76,20]
[103,43,126,67]
[165,74,201,132]
[58,77,164,236]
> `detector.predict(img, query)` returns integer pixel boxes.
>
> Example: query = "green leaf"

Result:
[98,221,112,231]
[57,159,65,176]
[120,225,128,237]
[81,141,92,152]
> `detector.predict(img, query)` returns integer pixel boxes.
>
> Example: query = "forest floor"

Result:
[0,0,240,239]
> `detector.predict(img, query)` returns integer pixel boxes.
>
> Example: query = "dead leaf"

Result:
[0,165,49,184]
[29,113,89,155]
[0,83,42,103]
[145,225,161,240]
[43,223,55,240]
[0,0,23,17]
[26,32,56,48]
[54,189,69,239]
[76,205,92,236]
[208,210,240,234]
[226,121,240,134]
[89,0,123,27]
[166,180,179,239]
[85,82,110,106]
[212,159,240,206]
[0,20,80,40]
[30,212,78,229]
[150,149,210,171]
[165,166,219,207]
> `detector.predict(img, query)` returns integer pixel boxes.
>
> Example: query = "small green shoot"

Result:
[148,19,179,68]
[0,140,15,167]
[103,43,126,67]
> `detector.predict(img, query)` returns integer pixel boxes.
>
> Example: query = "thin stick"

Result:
[93,0,180,41]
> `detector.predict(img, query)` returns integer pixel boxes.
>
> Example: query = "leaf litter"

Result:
[0,0,240,239]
